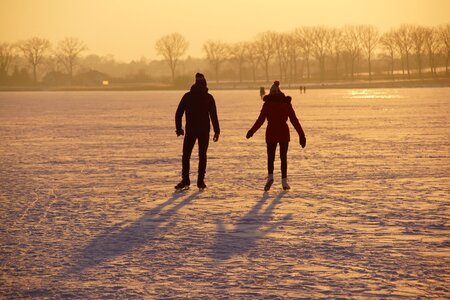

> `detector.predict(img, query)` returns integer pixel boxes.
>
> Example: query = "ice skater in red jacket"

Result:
[246,81,306,191]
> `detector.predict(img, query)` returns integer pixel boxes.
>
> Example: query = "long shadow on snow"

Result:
[211,191,292,260]
[67,191,199,273]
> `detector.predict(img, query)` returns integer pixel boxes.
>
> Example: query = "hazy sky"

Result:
[1,0,449,61]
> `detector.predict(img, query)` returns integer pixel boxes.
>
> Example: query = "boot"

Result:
[264,174,274,191]
[197,179,207,189]
[175,179,190,190]
[282,177,290,190]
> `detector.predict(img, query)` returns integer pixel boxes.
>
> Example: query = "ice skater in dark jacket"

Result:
[246,81,306,191]
[175,73,220,190]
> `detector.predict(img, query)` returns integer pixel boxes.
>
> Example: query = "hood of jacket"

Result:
[190,82,208,94]
[263,93,291,103]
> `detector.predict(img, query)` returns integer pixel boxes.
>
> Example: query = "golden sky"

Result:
[1,0,449,61]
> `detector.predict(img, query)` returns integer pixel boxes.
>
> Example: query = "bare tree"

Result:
[293,27,314,80]
[245,42,260,83]
[343,25,362,80]
[155,33,189,83]
[228,42,247,83]
[273,32,290,81]
[203,40,228,83]
[380,30,397,80]
[438,24,450,75]
[255,31,276,83]
[311,26,332,82]
[392,30,406,76]
[286,32,300,85]
[424,27,439,76]
[0,43,16,79]
[329,28,344,80]
[411,26,428,77]
[19,37,51,83]
[397,25,414,78]
[360,25,379,80]
[55,37,87,79]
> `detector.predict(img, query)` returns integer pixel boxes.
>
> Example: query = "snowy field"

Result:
[1,88,449,298]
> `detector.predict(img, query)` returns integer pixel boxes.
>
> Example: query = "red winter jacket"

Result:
[248,93,304,143]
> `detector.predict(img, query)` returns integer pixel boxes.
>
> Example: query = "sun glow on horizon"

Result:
[1,0,449,61]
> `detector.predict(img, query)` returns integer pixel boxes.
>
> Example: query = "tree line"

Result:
[1,23,449,87]
[0,37,87,84]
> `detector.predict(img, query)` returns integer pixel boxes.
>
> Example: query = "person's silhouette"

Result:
[175,73,220,190]
[247,81,306,191]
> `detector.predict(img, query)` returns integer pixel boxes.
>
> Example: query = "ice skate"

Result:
[174,179,190,191]
[282,177,290,190]
[197,179,207,191]
[264,174,274,191]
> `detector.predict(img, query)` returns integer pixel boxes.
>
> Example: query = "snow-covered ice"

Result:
[1,88,449,298]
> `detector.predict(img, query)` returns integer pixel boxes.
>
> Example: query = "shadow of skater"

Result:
[67,191,200,274]
[211,191,292,260]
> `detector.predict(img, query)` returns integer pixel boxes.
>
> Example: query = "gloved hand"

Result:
[300,134,306,148]
[213,133,220,142]
[246,130,253,139]
[176,129,184,137]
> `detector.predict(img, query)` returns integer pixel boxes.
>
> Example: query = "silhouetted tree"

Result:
[329,28,344,80]
[397,25,414,78]
[0,43,15,82]
[203,40,228,83]
[294,27,314,80]
[411,26,428,77]
[343,25,362,80]
[311,26,332,82]
[245,42,260,83]
[155,33,188,83]
[286,32,300,84]
[255,31,276,83]
[380,30,397,79]
[55,37,87,79]
[7,23,450,86]
[438,24,450,75]
[424,27,439,76]
[228,42,247,83]
[392,30,406,76]
[273,32,289,81]
[18,37,51,83]
[360,25,379,80]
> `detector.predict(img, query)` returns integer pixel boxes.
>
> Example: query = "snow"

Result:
[1,88,449,298]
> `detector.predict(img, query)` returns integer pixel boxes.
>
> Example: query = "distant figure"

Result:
[175,73,220,190]
[246,80,306,191]
[260,87,266,99]
[304,86,306,93]
[299,86,303,94]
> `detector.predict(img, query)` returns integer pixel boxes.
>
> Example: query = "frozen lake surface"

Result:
[1,88,449,298]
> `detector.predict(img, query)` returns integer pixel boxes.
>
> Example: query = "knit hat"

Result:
[195,72,206,84]
[269,80,280,94]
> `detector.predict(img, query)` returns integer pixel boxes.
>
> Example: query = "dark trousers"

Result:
[182,132,210,182]
[267,142,289,179]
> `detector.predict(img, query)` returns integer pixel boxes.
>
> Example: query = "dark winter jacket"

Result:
[248,93,304,143]
[175,83,220,135]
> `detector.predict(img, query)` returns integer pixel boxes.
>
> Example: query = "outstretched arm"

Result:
[247,103,267,138]
[175,95,187,136]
